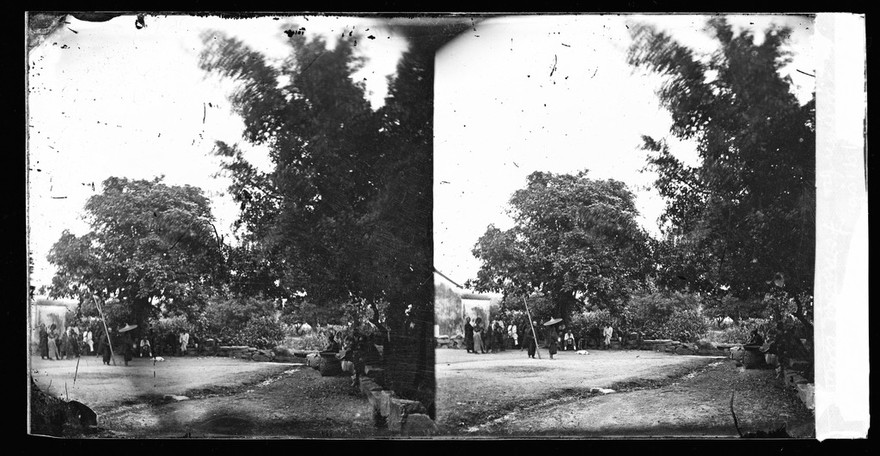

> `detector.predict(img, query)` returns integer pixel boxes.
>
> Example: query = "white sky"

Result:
[433,14,815,285]
[26,13,410,287]
[26,13,815,289]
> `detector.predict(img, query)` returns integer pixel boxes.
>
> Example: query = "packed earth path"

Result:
[435,347,814,438]
[29,354,378,438]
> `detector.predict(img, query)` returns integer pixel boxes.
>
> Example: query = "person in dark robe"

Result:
[98,328,113,365]
[120,329,134,366]
[463,317,474,353]
[523,321,538,358]
[485,322,495,353]
[546,324,559,359]
[495,321,505,351]
[38,323,49,359]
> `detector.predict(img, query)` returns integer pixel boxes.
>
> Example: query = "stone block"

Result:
[378,390,396,418]
[796,383,815,410]
[388,398,426,433]
[367,389,383,410]
[401,413,438,437]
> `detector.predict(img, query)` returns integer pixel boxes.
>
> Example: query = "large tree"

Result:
[47,177,226,329]
[469,171,654,323]
[627,18,815,333]
[198,23,468,414]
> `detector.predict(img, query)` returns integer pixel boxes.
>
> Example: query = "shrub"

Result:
[569,309,612,344]
[622,291,709,341]
[238,316,285,349]
[659,309,708,343]
[200,295,278,346]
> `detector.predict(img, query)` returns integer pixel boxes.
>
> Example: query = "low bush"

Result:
[622,291,709,342]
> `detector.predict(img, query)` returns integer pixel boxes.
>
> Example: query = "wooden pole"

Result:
[92,295,116,366]
[73,356,81,384]
[521,296,541,359]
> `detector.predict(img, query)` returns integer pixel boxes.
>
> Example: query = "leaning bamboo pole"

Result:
[91,295,116,366]
[521,296,541,359]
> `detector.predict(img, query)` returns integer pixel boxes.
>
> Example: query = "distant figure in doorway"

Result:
[38,323,49,359]
[472,318,485,354]
[179,331,190,356]
[464,317,474,353]
[47,324,60,360]
[603,325,613,349]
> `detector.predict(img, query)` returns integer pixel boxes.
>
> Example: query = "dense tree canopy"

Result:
[47,177,226,329]
[469,171,654,322]
[199,23,468,414]
[627,18,815,330]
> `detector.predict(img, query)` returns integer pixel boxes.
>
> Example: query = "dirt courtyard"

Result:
[29,354,376,438]
[435,347,814,437]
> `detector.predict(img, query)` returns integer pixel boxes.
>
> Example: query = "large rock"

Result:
[388,398,426,433]
[796,383,815,410]
[377,390,396,418]
[401,413,438,437]
[306,353,321,369]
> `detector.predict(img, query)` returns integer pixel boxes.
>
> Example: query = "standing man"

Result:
[179,330,190,356]
[603,324,613,349]
[523,321,538,359]
[83,327,94,355]
[463,317,474,353]
[38,323,49,359]
[546,322,559,360]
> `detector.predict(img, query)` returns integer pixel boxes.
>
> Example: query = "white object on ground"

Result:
[576,350,589,355]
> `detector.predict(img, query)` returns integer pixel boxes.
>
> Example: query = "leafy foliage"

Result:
[627,18,815,329]
[47,177,226,329]
[470,171,654,322]
[568,309,613,345]
[620,290,708,342]
[199,24,468,412]
[238,316,286,349]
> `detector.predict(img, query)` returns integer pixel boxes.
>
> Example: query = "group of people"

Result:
[38,323,94,360]
[37,321,194,367]
[462,317,618,360]
[463,317,518,355]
